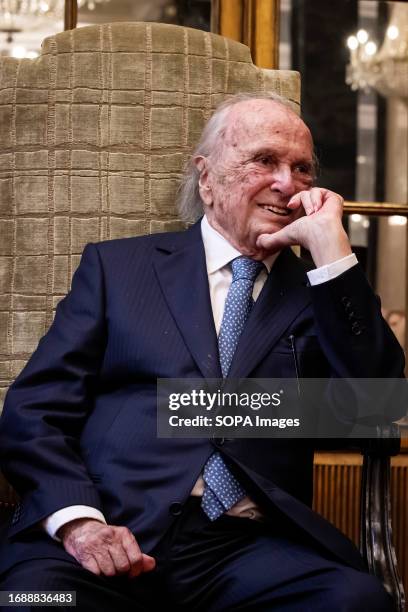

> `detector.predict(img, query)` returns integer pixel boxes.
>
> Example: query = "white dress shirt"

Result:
[44,216,358,538]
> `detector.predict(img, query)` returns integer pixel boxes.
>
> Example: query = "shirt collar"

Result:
[201,215,279,275]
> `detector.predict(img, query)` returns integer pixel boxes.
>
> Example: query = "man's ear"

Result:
[194,155,213,206]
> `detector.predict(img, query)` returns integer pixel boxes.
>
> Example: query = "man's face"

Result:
[198,100,315,258]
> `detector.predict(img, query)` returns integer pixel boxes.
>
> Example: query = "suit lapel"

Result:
[228,249,311,379]
[153,223,222,379]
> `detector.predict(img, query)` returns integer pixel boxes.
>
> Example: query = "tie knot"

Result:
[231,256,265,283]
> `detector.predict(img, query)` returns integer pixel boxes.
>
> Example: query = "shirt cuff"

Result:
[43,505,107,541]
[307,254,358,286]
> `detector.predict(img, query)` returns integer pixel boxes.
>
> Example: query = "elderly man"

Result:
[0,93,403,611]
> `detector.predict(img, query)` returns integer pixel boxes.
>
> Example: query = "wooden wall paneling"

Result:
[313,453,362,546]
[64,0,78,30]
[211,0,243,43]
[212,0,280,69]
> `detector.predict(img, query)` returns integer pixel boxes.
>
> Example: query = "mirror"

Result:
[76,0,211,30]
[0,1,212,58]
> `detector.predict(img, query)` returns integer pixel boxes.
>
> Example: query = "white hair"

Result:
[176,92,313,224]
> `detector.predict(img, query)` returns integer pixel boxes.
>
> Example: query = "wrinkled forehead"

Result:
[222,99,313,151]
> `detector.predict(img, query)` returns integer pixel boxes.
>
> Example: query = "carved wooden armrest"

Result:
[360,424,405,611]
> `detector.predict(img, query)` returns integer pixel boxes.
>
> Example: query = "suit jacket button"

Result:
[11,503,21,524]
[351,321,362,335]
[169,502,183,516]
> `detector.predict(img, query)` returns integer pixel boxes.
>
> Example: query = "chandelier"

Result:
[0,0,111,33]
[346,4,408,101]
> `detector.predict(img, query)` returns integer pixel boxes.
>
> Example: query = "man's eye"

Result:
[258,156,273,165]
[294,164,312,175]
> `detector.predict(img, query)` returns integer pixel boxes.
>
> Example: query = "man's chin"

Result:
[246,221,290,258]
[257,217,291,236]
[239,232,280,260]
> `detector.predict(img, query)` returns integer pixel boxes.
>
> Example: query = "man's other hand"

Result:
[59,518,156,578]
[256,188,352,267]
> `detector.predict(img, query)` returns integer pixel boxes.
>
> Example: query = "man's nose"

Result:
[269,166,296,196]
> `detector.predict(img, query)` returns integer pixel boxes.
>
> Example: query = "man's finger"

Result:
[141,553,156,573]
[288,191,314,215]
[108,544,132,575]
[287,192,302,210]
[120,527,149,577]
[309,188,324,212]
[127,554,156,578]
[80,555,101,576]
[298,191,314,216]
[93,550,117,576]
[323,190,344,211]
[257,228,294,253]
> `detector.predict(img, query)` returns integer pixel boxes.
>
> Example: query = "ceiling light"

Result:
[0,0,111,32]
[386,25,399,40]
[364,41,377,56]
[388,216,407,226]
[10,45,27,58]
[346,4,408,100]
[357,29,369,44]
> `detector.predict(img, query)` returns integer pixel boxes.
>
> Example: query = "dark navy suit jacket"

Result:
[0,221,404,574]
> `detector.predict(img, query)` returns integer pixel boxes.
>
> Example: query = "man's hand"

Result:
[59,518,156,578]
[257,188,352,267]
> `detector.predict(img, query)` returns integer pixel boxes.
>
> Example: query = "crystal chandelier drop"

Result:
[0,0,111,33]
[346,4,408,101]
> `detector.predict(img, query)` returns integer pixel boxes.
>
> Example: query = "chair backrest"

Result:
[0,21,300,407]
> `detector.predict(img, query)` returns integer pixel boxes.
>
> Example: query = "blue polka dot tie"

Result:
[202,256,265,521]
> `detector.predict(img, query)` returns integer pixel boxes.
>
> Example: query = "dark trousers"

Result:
[0,498,393,612]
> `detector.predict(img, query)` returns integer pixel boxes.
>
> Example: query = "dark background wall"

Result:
[291,0,359,200]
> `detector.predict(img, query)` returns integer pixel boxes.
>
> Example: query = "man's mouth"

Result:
[257,204,291,217]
